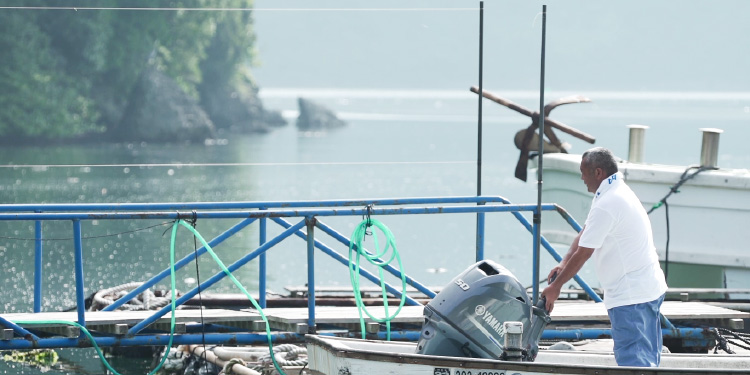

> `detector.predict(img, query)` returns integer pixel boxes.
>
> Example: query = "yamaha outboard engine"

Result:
[416,260,551,361]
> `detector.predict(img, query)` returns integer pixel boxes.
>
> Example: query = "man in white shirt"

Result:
[541,147,668,367]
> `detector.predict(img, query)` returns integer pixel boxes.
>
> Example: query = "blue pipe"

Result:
[73,220,86,330]
[0,327,712,350]
[374,330,421,341]
[661,312,676,329]
[272,218,422,306]
[532,215,540,305]
[104,218,256,311]
[476,211,485,262]
[509,207,601,302]
[0,203,565,221]
[259,211,267,309]
[128,219,307,335]
[542,327,710,341]
[313,220,435,300]
[0,196,513,213]
[553,204,583,232]
[0,316,38,341]
[34,217,43,313]
[306,217,316,333]
[0,332,306,350]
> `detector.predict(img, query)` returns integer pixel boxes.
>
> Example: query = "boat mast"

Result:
[532,5,547,306]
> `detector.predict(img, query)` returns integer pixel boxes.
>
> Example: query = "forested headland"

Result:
[0,0,284,145]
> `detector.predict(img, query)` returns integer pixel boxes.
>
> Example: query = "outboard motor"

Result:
[416,260,551,361]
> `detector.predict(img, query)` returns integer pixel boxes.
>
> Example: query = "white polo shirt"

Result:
[578,172,668,309]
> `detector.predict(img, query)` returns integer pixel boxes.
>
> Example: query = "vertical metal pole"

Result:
[533,5,547,306]
[73,220,86,329]
[475,1,485,261]
[305,217,316,333]
[476,210,485,261]
[259,210,267,308]
[476,0,484,196]
[34,216,43,313]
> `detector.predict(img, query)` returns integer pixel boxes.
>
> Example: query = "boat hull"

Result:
[306,335,750,375]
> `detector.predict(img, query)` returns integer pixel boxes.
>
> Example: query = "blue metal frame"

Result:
[2,195,677,351]
[34,215,43,313]
[306,217,317,332]
[259,209,267,308]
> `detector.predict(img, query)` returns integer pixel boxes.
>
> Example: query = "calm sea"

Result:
[1,89,748,374]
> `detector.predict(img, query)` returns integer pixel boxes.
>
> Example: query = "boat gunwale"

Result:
[305,335,750,375]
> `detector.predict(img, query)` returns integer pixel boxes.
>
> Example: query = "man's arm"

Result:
[547,227,583,281]
[541,229,595,312]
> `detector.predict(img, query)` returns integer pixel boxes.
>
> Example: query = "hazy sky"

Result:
[251,0,749,92]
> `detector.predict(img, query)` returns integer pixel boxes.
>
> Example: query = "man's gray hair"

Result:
[582,147,618,176]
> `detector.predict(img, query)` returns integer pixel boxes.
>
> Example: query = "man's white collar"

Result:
[595,172,624,199]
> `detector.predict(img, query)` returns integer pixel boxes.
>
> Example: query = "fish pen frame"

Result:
[0,196,710,351]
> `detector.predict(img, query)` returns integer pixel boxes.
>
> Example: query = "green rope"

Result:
[13,220,287,375]
[348,218,407,340]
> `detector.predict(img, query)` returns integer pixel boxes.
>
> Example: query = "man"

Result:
[541,147,668,367]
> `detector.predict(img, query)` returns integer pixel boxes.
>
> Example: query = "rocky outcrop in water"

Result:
[200,84,286,135]
[112,67,216,142]
[296,98,346,130]
[110,67,287,143]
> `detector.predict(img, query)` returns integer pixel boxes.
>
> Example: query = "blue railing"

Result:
[0,195,599,349]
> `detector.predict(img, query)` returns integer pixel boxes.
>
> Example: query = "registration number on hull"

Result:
[434,369,527,375]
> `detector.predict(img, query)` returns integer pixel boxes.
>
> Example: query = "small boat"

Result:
[535,127,750,291]
[305,334,750,375]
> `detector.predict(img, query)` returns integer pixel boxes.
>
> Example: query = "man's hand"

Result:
[548,265,563,284]
[541,283,561,313]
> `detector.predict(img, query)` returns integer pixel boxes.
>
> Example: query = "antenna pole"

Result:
[475,1,485,262]
[533,4,547,306]
[476,1,484,196]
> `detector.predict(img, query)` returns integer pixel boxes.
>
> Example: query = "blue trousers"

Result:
[607,294,665,367]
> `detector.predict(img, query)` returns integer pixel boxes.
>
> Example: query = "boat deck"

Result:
[3,300,747,338]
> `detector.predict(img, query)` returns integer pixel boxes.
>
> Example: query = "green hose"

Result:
[13,221,183,375]
[348,218,407,340]
[175,220,287,375]
[13,220,287,375]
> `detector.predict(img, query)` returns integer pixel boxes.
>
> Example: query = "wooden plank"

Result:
[1,309,263,330]
[283,285,442,296]
[262,306,425,326]
[551,301,750,322]
[667,288,750,294]
[260,306,425,332]
[2,301,746,334]
[261,306,426,332]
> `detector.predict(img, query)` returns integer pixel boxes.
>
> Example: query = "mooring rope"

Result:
[714,328,750,353]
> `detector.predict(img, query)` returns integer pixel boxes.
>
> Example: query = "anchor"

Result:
[470,86,596,181]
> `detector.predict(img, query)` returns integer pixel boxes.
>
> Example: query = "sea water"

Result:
[1,89,749,374]
[2,1,749,373]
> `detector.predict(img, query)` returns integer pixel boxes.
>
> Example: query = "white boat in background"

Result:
[306,335,750,375]
[535,127,750,291]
